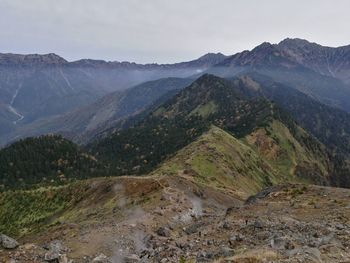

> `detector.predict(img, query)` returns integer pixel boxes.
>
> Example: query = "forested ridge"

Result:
[0,135,104,190]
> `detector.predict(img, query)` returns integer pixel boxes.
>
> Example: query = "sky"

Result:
[0,0,349,64]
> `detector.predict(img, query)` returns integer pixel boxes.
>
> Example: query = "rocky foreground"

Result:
[1,177,350,262]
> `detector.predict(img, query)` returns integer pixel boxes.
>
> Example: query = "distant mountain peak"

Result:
[193,73,222,83]
[178,52,227,68]
[0,52,67,66]
[187,74,236,95]
[217,41,286,67]
[278,38,320,48]
[197,52,226,61]
[251,42,275,52]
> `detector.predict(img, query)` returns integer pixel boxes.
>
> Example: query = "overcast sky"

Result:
[0,0,349,63]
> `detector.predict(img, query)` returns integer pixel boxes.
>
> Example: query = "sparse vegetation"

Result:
[0,182,90,236]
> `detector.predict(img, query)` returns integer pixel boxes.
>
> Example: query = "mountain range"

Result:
[0,52,226,144]
[2,38,350,261]
[0,73,341,190]
[2,38,350,149]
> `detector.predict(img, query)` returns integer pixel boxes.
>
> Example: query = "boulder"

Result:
[156,227,171,237]
[271,236,287,250]
[184,222,203,235]
[44,240,68,262]
[93,253,111,263]
[0,234,19,249]
[253,219,264,229]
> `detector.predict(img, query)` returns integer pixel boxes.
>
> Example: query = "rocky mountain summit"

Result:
[0,53,68,66]
[277,38,350,83]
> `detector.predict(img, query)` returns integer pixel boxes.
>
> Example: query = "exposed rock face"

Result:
[277,38,350,83]
[0,53,68,66]
[212,39,350,113]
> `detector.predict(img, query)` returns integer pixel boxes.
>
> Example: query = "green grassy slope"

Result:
[0,125,331,237]
[153,123,330,199]
[152,126,278,198]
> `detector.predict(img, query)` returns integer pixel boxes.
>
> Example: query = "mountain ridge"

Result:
[2,37,350,148]
[88,74,332,186]
[0,52,227,69]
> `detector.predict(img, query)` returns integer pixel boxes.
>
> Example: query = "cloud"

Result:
[0,0,349,63]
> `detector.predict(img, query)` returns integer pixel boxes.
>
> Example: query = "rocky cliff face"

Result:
[210,39,350,113]
[277,38,350,83]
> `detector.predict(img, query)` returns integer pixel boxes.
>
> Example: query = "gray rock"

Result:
[196,251,207,259]
[304,247,322,262]
[229,234,243,244]
[253,219,264,229]
[45,240,64,252]
[44,251,61,262]
[197,251,214,260]
[222,221,231,230]
[335,223,345,230]
[124,254,140,263]
[320,233,335,246]
[93,253,111,263]
[256,231,269,241]
[156,227,171,237]
[184,222,203,235]
[175,242,190,250]
[44,240,68,262]
[271,236,287,250]
[58,254,69,263]
[0,234,19,249]
[217,246,235,257]
[207,240,214,245]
